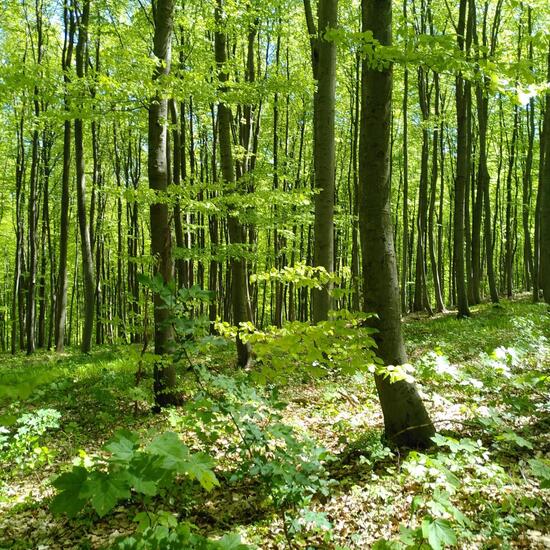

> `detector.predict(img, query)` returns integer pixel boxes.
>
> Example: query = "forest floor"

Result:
[0,298,549,549]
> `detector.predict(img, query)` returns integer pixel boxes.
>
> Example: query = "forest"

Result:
[0,0,549,547]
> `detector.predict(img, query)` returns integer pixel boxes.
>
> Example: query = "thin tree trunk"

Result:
[215,0,251,366]
[429,73,445,312]
[540,47,550,303]
[149,0,178,407]
[453,0,471,317]
[74,0,95,352]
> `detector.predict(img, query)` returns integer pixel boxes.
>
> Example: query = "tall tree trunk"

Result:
[540,47,550,303]
[400,48,409,314]
[74,0,95,352]
[12,116,25,354]
[26,1,44,354]
[453,0,471,318]
[504,106,518,298]
[149,0,178,407]
[304,0,338,323]
[429,73,445,312]
[413,66,432,314]
[215,0,251,366]
[359,0,434,448]
[55,4,75,352]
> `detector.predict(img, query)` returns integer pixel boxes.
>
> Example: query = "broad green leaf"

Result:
[529,458,550,489]
[147,431,190,471]
[421,518,457,550]
[0,414,17,426]
[50,466,88,517]
[183,452,219,491]
[372,540,403,550]
[214,533,252,549]
[496,431,533,449]
[81,471,131,517]
[105,429,140,462]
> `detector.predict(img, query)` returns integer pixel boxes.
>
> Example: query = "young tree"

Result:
[359,0,435,447]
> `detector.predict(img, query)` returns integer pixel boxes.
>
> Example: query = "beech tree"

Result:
[304,0,338,323]
[540,48,550,303]
[359,0,434,447]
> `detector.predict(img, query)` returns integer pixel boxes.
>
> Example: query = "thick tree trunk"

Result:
[149,0,178,407]
[311,0,337,323]
[359,0,434,448]
[304,0,336,322]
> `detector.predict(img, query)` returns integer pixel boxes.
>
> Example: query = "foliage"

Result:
[0,408,61,472]
[113,522,251,550]
[0,301,548,548]
[50,429,218,518]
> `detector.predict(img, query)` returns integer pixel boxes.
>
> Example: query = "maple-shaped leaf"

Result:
[80,470,131,517]
[104,429,140,463]
[183,452,219,491]
[146,431,190,472]
[50,466,88,517]
[422,518,457,550]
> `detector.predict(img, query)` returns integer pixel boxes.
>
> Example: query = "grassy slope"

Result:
[0,299,548,549]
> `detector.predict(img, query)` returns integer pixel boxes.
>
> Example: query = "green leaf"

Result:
[183,452,219,491]
[421,518,457,550]
[0,414,17,426]
[529,458,550,489]
[372,540,403,550]
[126,452,167,495]
[105,429,140,462]
[81,470,131,517]
[214,533,252,549]
[496,431,533,449]
[50,466,88,517]
[147,431,190,471]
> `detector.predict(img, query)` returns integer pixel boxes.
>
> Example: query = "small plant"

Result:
[51,429,218,518]
[0,408,61,472]
[113,519,251,549]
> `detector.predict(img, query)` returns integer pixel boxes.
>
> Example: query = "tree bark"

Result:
[74,0,95,352]
[149,0,178,407]
[304,0,337,323]
[215,0,252,366]
[453,0,471,317]
[359,0,435,448]
[540,47,550,303]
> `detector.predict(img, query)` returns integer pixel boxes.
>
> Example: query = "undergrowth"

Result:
[0,299,548,549]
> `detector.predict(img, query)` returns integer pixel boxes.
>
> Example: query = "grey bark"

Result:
[359,0,435,448]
